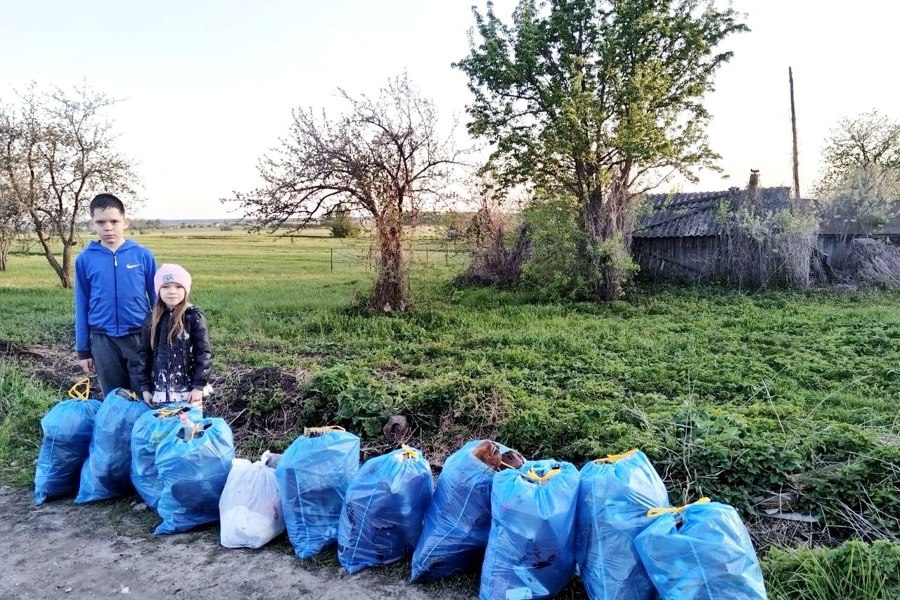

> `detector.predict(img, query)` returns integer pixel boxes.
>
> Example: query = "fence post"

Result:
[426,248,429,264]
[330,248,334,272]
[445,243,449,266]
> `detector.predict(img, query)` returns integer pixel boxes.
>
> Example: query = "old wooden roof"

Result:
[633,187,792,239]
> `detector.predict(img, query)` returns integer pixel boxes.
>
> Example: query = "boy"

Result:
[75,193,157,397]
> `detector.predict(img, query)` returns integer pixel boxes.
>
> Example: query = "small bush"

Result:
[521,195,592,299]
[322,209,361,239]
[304,365,392,438]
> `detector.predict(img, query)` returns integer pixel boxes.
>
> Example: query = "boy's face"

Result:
[91,207,129,248]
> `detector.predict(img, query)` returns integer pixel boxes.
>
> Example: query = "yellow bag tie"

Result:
[647,497,711,519]
[156,407,187,419]
[522,466,561,483]
[183,423,204,441]
[304,425,346,436]
[594,449,639,464]
[397,444,420,461]
[68,378,91,400]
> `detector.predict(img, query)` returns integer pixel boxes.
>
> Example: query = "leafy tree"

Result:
[230,75,459,312]
[814,110,900,237]
[456,0,746,299]
[0,83,138,287]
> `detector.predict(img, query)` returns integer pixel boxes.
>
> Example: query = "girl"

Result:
[130,264,213,408]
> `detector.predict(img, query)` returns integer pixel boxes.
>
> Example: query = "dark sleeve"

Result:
[130,315,154,393]
[188,308,213,389]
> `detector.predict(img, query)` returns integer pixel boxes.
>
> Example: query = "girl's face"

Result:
[159,282,186,308]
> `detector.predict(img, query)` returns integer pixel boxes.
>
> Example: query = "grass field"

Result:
[1,229,899,598]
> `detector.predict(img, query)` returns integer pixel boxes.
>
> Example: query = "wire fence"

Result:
[325,238,470,273]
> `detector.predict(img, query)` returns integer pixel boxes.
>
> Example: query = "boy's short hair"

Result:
[90,193,125,216]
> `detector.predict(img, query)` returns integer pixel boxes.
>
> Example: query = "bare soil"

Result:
[0,486,475,600]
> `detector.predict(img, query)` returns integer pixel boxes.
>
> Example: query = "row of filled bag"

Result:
[34,385,236,535]
[34,385,767,599]
[221,430,768,600]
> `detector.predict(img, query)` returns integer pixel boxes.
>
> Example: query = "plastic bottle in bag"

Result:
[130,404,202,510]
[153,415,234,535]
[576,449,670,600]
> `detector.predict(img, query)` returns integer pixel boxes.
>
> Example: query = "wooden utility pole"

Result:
[789,67,801,203]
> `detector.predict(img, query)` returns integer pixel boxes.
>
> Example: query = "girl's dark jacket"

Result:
[130,306,212,395]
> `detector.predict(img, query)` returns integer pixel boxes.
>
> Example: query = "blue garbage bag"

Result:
[633,500,768,600]
[576,449,670,600]
[411,440,512,582]
[480,460,580,600]
[338,445,433,575]
[130,404,202,510]
[153,417,235,535]
[75,388,150,503]
[34,393,101,505]
[276,426,360,559]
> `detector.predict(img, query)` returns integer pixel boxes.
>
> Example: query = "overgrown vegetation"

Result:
[1,231,898,596]
[763,540,900,600]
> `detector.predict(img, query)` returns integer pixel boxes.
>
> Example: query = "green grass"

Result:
[1,231,898,522]
[763,540,900,600]
[0,363,57,486]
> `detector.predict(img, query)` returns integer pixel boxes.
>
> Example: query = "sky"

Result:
[1,0,898,219]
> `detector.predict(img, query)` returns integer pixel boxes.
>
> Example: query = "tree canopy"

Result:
[814,110,900,235]
[0,83,137,287]
[230,74,460,311]
[456,0,746,298]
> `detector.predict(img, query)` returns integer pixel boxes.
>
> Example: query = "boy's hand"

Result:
[78,358,94,374]
[189,388,204,409]
[142,391,153,406]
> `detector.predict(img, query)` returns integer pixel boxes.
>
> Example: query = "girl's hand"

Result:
[189,388,204,408]
[142,391,153,406]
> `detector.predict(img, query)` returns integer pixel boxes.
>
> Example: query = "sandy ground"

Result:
[0,486,476,600]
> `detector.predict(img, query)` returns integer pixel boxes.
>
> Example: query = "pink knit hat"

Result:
[154,264,192,296]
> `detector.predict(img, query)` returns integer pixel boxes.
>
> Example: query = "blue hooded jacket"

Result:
[74,239,157,358]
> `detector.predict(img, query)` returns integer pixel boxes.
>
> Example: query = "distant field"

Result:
[1,229,898,551]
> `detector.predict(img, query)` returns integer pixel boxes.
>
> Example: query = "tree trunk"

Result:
[373,207,408,312]
[582,188,606,300]
[581,168,635,301]
[0,242,8,271]
[29,210,71,288]
[60,240,73,288]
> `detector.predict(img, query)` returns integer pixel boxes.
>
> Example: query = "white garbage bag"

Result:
[219,452,285,548]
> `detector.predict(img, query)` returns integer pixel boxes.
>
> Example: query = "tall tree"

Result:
[0,84,138,287]
[814,111,900,239]
[456,0,746,299]
[230,75,459,312]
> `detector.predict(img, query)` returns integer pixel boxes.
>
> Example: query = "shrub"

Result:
[763,540,900,600]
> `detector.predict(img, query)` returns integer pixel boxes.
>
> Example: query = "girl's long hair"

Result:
[149,294,189,349]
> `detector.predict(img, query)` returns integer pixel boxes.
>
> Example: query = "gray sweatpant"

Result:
[89,331,142,398]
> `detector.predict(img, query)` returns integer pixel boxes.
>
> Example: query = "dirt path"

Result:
[0,486,475,600]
